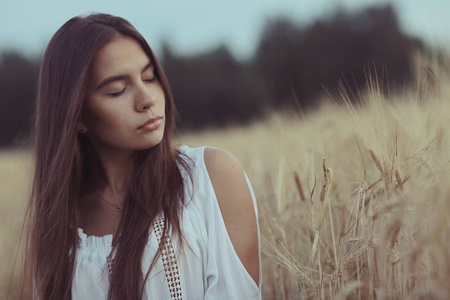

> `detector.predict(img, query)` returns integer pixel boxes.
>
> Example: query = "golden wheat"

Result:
[178,59,450,299]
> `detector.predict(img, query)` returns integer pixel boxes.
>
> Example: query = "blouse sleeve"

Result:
[189,146,262,300]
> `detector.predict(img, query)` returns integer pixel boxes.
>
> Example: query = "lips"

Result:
[137,115,163,130]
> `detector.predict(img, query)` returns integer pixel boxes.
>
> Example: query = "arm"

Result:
[204,147,260,285]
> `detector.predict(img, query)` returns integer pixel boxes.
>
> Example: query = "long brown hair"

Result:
[28,13,188,299]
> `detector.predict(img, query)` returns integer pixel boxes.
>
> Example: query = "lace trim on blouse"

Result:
[153,215,183,300]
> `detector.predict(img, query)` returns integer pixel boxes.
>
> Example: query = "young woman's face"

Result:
[82,36,165,153]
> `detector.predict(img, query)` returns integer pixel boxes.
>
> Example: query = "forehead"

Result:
[90,36,151,80]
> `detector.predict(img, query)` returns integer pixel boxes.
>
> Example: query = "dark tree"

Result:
[162,45,269,129]
[0,52,39,146]
[254,5,423,108]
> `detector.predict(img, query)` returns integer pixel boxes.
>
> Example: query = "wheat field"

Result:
[1,59,450,299]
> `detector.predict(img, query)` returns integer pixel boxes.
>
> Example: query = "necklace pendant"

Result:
[117,205,122,212]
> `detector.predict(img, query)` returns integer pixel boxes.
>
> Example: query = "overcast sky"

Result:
[1,0,449,61]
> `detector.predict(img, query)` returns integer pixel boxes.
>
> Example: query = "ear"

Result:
[78,121,88,134]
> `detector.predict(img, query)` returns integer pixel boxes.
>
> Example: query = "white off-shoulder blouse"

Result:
[72,145,261,299]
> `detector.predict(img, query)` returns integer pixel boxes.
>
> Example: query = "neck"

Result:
[98,151,134,195]
[79,142,138,234]
[88,141,136,196]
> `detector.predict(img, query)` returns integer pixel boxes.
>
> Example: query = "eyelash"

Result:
[107,76,156,97]
[109,87,126,97]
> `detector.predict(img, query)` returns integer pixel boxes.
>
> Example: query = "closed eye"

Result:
[142,65,156,83]
[143,76,156,83]
[108,87,126,97]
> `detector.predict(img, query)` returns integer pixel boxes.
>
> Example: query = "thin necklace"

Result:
[95,192,123,213]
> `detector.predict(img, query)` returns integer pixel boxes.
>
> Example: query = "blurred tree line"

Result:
[0,5,423,146]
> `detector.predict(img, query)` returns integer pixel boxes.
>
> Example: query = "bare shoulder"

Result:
[204,147,260,285]
[203,148,252,216]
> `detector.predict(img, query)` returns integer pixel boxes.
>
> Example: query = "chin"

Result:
[138,136,164,151]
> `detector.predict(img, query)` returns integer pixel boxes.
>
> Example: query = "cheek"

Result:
[84,103,125,134]
[158,92,166,114]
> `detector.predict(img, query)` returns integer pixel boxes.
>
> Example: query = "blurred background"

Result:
[0,0,449,146]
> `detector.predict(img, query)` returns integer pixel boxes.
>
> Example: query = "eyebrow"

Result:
[95,61,155,90]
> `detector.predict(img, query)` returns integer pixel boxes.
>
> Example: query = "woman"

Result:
[28,13,260,299]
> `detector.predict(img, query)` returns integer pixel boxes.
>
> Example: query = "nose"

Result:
[135,83,156,112]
